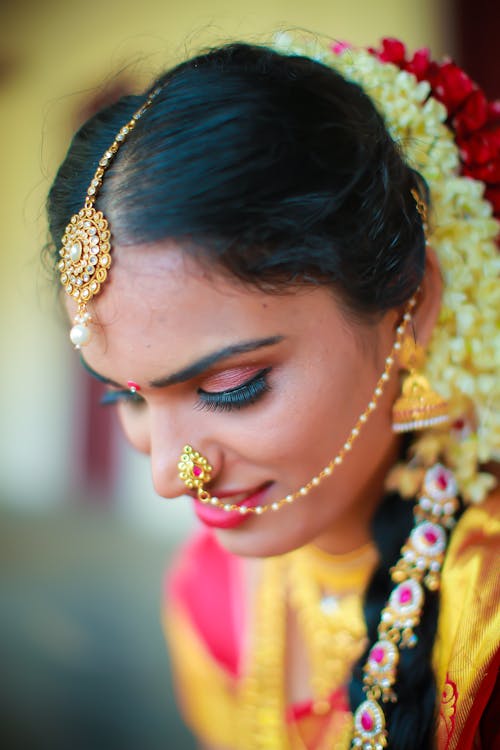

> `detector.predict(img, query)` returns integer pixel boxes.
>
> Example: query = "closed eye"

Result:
[195,367,272,412]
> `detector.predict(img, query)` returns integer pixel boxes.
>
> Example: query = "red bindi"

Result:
[126,380,141,393]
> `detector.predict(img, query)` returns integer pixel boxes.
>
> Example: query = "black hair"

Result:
[47,42,437,747]
[47,42,427,317]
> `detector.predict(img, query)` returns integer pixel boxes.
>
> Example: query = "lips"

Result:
[192,482,272,529]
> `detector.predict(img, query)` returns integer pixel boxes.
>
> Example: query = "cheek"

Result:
[116,403,151,454]
[226,361,370,473]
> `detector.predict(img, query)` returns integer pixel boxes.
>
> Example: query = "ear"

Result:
[411,247,443,347]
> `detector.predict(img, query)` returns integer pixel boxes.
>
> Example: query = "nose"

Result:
[148,406,218,500]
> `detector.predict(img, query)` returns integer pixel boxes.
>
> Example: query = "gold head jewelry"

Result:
[177,295,417,515]
[410,187,429,238]
[390,192,449,432]
[59,88,162,349]
[392,337,449,433]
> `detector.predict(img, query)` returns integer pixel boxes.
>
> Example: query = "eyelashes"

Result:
[100,367,272,412]
[196,367,271,412]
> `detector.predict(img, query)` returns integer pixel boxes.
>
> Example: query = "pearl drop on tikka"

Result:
[70,322,91,348]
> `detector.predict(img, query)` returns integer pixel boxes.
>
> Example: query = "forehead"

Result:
[93,241,309,331]
[66,240,347,378]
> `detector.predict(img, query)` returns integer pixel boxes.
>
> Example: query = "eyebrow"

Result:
[80,356,122,388]
[80,335,285,389]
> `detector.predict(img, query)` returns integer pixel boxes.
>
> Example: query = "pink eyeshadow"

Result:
[201,366,262,391]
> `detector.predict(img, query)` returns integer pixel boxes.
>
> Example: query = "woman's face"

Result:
[71,241,403,556]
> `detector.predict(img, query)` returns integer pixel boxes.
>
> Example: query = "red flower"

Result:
[331,41,351,55]
[428,61,475,114]
[453,90,489,135]
[404,48,432,81]
[485,186,500,215]
[488,101,500,119]
[458,128,500,166]
[463,160,500,184]
[373,38,407,65]
[366,38,500,224]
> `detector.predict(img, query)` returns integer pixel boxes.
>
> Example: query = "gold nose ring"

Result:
[178,445,212,491]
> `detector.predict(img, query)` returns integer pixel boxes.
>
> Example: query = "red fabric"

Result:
[167,531,243,677]
[460,647,500,749]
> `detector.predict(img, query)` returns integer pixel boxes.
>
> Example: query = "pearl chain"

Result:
[193,297,417,514]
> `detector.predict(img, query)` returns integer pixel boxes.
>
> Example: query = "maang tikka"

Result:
[58,87,161,349]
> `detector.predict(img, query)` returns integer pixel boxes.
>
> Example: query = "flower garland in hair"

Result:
[273,33,500,505]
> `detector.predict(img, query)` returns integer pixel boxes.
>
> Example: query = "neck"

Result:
[311,433,402,555]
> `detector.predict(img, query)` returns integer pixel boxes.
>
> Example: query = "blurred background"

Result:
[0,0,497,748]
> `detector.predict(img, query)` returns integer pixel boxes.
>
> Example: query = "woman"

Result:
[46,35,499,750]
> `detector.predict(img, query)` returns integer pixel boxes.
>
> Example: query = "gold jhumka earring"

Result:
[391,188,449,433]
[391,337,449,433]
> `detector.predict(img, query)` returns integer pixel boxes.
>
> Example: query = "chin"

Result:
[212,514,313,559]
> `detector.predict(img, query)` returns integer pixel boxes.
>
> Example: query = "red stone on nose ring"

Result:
[178,445,212,491]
